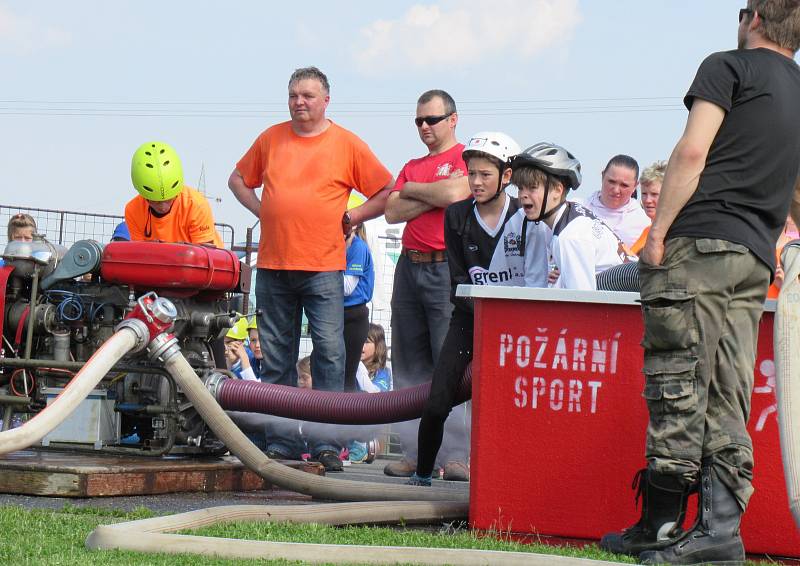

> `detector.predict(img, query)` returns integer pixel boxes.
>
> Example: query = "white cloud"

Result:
[352,0,581,75]
[0,5,71,54]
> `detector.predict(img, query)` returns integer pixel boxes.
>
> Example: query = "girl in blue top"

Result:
[343,224,375,391]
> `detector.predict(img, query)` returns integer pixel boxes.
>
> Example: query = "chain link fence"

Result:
[0,204,235,249]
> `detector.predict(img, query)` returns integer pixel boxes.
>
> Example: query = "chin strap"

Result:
[532,174,570,223]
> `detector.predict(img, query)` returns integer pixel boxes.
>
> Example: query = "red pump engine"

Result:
[101,241,244,296]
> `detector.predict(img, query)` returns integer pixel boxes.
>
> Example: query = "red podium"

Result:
[460,285,799,557]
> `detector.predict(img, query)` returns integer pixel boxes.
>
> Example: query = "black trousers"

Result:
[416,309,473,477]
[343,303,369,392]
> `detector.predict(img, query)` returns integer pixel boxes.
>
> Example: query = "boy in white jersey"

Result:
[408,131,522,486]
[511,143,635,290]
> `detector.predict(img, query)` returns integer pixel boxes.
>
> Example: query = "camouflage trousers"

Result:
[638,237,770,510]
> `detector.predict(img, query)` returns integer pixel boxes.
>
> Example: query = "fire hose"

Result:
[0,324,148,455]
[775,240,800,531]
[82,298,622,564]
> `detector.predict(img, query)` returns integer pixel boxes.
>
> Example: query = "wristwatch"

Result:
[342,211,352,225]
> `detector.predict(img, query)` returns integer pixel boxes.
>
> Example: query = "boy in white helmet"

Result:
[408,131,521,486]
[510,142,635,290]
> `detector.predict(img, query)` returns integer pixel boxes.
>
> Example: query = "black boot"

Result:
[600,468,691,556]
[639,465,745,565]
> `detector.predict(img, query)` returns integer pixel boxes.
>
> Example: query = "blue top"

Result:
[371,367,392,392]
[344,235,374,308]
[112,221,131,241]
[231,345,259,379]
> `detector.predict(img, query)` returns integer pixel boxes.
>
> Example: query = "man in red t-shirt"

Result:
[227,66,394,472]
[384,90,472,481]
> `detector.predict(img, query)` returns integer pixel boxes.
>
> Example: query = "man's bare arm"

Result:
[384,191,435,224]
[399,175,470,208]
[642,99,726,265]
[348,181,394,227]
[791,173,800,230]
[227,169,262,218]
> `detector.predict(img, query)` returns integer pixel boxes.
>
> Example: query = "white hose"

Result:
[0,328,140,455]
[86,501,621,565]
[775,242,800,531]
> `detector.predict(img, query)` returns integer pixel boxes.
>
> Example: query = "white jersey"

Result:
[583,191,651,247]
[547,202,636,290]
[486,208,548,287]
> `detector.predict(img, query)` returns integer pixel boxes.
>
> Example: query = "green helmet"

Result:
[131,141,184,201]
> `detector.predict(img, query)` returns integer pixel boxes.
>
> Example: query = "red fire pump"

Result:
[0,237,250,455]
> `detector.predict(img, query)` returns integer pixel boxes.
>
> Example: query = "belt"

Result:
[401,247,447,263]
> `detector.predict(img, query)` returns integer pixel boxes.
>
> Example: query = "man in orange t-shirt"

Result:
[227,67,393,470]
[125,141,223,248]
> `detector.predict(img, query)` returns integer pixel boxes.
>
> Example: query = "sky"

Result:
[1,0,796,243]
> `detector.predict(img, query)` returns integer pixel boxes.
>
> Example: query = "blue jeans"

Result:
[256,269,345,457]
[255,269,345,391]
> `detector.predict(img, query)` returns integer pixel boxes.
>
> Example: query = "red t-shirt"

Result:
[393,143,466,252]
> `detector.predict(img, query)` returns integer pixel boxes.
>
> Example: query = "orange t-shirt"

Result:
[236,121,392,271]
[125,186,223,248]
[630,225,650,255]
[767,230,799,298]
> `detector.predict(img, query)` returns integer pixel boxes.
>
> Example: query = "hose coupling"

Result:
[146,332,180,364]
[122,292,177,344]
[114,318,150,353]
[203,371,229,400]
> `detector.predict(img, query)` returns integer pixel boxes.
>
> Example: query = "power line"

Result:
[0,95,683,106]
[0,102,685,119]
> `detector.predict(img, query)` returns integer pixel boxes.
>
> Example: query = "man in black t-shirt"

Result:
[601,3,800,564]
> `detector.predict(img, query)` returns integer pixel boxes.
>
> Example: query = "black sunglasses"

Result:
[414,113,452,127]
[738,8,764,22]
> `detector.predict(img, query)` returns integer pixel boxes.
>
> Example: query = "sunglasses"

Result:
[414,113,452,127]
[738,8,764,22]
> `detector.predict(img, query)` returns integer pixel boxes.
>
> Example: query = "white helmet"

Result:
[463,132,521,166]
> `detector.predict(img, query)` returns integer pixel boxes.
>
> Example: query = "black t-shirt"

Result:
[445,195,519,314]
[668,48,800,272]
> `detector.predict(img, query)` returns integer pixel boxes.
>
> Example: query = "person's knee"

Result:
[422,400,452,424]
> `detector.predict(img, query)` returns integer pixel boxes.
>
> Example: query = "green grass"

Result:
[0,504,780,565]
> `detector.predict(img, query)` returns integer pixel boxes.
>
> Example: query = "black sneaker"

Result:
[265,449,286,460]
[316,450,344,472]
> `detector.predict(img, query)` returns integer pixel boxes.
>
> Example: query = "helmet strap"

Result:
[491,162,507,201]
[534,174,564,223]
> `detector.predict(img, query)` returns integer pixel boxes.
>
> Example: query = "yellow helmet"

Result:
[226,317,249,340]
[247,316,258,330]
[131,141,184,201]
[348,192,366,210]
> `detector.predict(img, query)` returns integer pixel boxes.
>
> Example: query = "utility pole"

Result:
[197,162,222,203]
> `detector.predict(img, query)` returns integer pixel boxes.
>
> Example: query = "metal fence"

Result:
[0,204,235,249]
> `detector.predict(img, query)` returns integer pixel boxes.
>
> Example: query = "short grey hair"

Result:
[289,66,330,94]
[417,89,457,115]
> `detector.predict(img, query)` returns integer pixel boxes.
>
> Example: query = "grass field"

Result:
[0,504,779,565]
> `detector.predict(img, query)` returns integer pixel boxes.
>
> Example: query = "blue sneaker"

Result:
[348,441,368,463]
[406,473,432,487]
